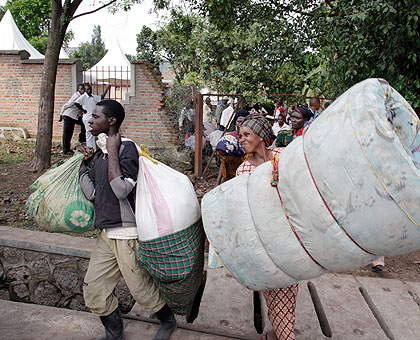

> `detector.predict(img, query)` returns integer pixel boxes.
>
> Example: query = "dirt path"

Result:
[1,138,419,282]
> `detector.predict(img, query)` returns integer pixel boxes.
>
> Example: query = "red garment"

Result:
[227,131,239,140]
[295,127,304,137]
[263,286,298,340]
[236,147,298,340]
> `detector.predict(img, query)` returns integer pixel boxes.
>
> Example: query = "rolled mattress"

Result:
[201,78,420,290]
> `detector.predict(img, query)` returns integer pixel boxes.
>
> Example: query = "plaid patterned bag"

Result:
[137,220,205,315]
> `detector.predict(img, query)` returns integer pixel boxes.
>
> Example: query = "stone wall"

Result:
[0,226,134,314]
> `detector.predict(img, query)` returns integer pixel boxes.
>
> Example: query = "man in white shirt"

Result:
[220,100,235,131]
[203,97,216,125]
[75,83,110,150]
[60,83,86,155]
[178,100,195,139]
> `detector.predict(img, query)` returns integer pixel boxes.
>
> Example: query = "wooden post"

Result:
[194,93,204,176]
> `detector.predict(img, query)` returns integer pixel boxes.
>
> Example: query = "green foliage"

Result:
[5,0,51,38]
[0,5,5,19]
[311,0,420,106]
[148,0,420,107]
[71,25,107,69]
[125,54,135,62]
[136,1,321,98]
[165,81,197,124]
[136,25,160,67]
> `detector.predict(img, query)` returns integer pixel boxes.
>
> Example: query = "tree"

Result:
[71,25,107,69]
[136,25,160,68]
[30,0,142,172]
[0,5,5,19]
[185,0,420,104]
[136,9,205,82]
[137,2,313,97]
[310,0,420,105]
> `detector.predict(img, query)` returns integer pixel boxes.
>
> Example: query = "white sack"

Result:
[202,78,420,290]
[135,155,201,241]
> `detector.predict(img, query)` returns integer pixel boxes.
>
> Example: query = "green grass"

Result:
[0,139,36,164]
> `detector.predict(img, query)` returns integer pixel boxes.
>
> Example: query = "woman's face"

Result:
[290,111,304,130]
[236,116,246,132]
[239,126,263,154]
[218,150,235,163]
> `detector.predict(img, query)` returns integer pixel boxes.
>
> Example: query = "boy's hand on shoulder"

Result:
[107,133,121,154]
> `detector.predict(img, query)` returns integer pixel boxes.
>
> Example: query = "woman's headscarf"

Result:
[294,106,313,121]
[240,114,275,145]
[216,134,245,156]
[232,109,250,127]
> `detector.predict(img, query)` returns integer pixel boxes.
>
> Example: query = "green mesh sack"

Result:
[25,152,95,232]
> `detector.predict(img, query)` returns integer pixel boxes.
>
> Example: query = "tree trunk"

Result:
[30,2,68,172]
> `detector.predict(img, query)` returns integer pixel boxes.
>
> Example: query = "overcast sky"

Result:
[1,0,164,56]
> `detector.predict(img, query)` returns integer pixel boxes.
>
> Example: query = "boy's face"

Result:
[278,115,285,124]
[85,85,92,95]
[89,106,110,136]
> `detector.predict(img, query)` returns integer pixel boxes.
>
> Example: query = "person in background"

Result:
[290,106,314,137]
[77,99,176,340]
[60,83,86,155]
[216,96,229,130]
[75,83,110,151]
[272,113,291,136]
[236,115,295,340]
[274,100,285,120]
[216,134,248,183]
[275,106,313,148]
[228,109,250,140]
[220,99,235,131]
[250,102,268,117]
[203,97,216,125]
[307,97,321,125]
[178,100,195,139]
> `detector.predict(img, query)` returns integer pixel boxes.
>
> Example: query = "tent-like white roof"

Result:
[0,10,68,59]
[85,40,130,82]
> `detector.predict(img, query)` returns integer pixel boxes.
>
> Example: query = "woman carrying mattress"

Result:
[236,114,298,340]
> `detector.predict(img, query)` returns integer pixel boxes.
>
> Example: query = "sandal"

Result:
[372,265,384,272]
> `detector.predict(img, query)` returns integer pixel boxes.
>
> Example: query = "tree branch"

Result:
[70,0,118,22]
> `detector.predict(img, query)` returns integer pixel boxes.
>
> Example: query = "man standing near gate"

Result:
[75,83,111,150]
[60,83,86,155]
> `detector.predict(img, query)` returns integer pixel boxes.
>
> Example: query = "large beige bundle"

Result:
[202,78,420,290]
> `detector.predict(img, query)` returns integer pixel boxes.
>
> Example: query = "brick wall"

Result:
[121,61,178,146]
[0,50,83,140]
[0,51,178,147]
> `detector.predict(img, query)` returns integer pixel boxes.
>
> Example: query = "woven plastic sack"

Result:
[135,146,201,241]
[25,152,95,232]
[202,78,420,290]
